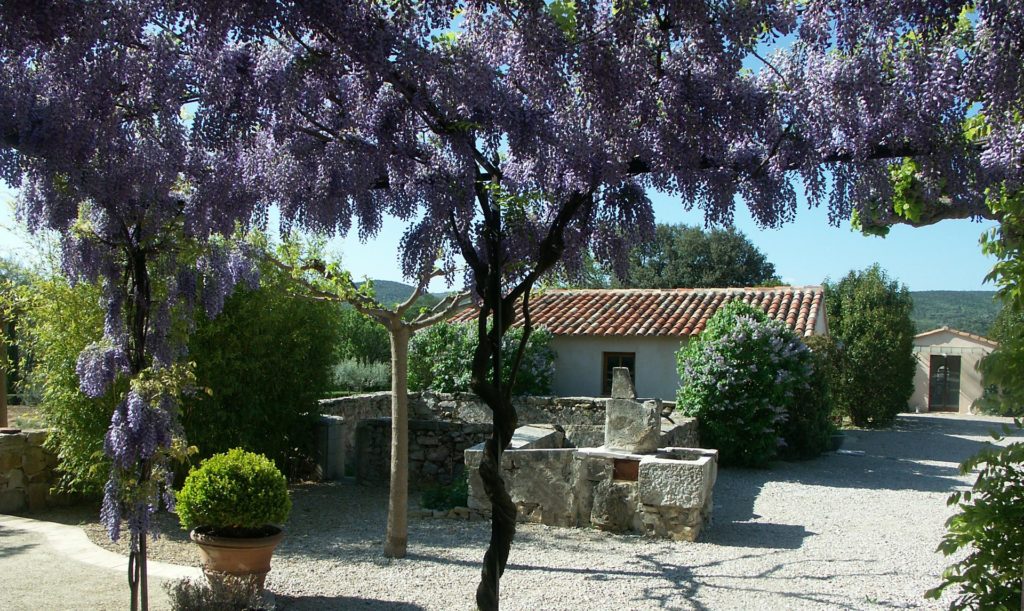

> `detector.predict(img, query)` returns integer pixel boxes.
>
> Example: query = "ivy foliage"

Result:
[676,301,820,467]
[408,321,556,396]
[823,265,916,428]
[925,422,1024,609]
[176,448,292,532]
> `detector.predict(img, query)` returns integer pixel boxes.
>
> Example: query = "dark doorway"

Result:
[928,355,961,411]
[602,352,635,396]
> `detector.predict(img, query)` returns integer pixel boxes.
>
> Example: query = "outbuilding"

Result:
[909,327,998,414]
[456,287,829,401]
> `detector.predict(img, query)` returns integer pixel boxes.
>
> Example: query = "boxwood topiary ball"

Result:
[176,448,291,533]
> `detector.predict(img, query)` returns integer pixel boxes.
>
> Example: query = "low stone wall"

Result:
[467,444,718,541]
[320,392,615,426]
[354,418,493,486]
[0,429,64,513]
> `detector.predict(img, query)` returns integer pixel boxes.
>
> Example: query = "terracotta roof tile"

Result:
[451,286,828,338]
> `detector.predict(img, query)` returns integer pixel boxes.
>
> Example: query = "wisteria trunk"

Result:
[384,326,410,559]
[472,299,519,610]
[474,411,517,611]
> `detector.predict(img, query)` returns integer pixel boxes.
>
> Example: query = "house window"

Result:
[602,352,636,396]
[929,355,961,411]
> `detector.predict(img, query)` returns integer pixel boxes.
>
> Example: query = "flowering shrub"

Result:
[409,322,556,396]
[676,302,816,467]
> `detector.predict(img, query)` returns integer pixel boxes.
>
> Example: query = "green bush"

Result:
[926,424,1024,609]
[16,248,342,493]
[409,321,556,396]
[976,306,1024,417]
[16,276,121,494]
[182,260,342,476]
[420,475,469,511]
[332,358,391,392]
[176,448,291,533]
[336,307,390,364]
[676,301,818,467]
[823,265,916,427]
[165,576,262,611]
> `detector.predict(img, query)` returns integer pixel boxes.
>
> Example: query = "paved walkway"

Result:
[0,514,201,611]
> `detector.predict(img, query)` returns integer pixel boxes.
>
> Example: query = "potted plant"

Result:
[176,448,292,589]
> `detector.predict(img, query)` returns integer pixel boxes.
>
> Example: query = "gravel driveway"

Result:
[262,413,1022,611]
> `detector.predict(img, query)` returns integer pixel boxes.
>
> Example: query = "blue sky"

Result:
[1,182,997,291]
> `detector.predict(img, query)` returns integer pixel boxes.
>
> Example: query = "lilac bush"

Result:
[677,302,816,467]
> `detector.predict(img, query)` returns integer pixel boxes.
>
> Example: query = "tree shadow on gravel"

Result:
[631,551,901,610]
[702,521,810,549]
[276,594,426,610]
[0,525,38,558]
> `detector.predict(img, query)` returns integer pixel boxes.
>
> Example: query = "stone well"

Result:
[466,368,717,541]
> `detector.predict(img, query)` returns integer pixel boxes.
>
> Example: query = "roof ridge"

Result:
[544,285,823,293]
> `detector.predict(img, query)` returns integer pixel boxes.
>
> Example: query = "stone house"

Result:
[454,286,829,401]
[909,327,998,414]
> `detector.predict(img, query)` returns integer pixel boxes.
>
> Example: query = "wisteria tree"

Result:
[0,8,263,610]
[2,0,1023,609]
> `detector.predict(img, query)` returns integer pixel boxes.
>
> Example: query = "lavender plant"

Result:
[2,0,1023,607]
[677,302,815,467]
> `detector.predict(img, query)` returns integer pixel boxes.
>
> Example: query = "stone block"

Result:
[590,480,640,533]
[26,483,49,510]
[610,367,636,399]
[426,447,449,463]
[0,489,24,513]
[605,398,659,453]
[0,450,20,472]
[638,449,717,509]
[22,446,47,476]
[660,418,700,448]
[508,425,564,450]
[501,449,577,527]
[5,468,25,490]
[25,430,48,445]
[0,434,27,451]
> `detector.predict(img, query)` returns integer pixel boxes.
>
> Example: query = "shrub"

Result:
[926,424,1024,609]
[181,259,342,476]
[17,247,341,493]
[976,306,1024,417]
[823,265,916,427]
[409,321,556,396]
[336,307,390,364]
[676,301,817,467]
[16,276,121,494]
[332,358,391,392]
[421,475,469,511]
[176,448,292,533]
[165,575,263,611]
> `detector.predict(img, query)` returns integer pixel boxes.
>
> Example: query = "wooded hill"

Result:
[909,291,1001,337]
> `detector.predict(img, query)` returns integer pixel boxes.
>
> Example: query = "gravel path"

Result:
[38,413,1024,610]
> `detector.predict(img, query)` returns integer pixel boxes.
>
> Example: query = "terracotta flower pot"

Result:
[190,526,284,589]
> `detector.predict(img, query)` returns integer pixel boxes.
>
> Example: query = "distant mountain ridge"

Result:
[356,279,448,309]
[909,290,1000,337]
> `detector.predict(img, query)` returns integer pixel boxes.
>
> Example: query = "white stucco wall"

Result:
[551,336,686,401]
[908,331,995,414]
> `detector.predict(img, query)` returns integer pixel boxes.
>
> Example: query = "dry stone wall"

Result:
[317,391,697,488]
[0,430,64,513]
[354,419,492,486]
